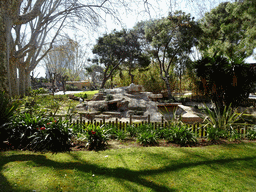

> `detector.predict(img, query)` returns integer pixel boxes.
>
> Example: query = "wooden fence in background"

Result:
[52,114,252,138]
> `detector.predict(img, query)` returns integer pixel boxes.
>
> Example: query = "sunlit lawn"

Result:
[74,90,99,100]
[1,142,256,192]
[17,90,99,115]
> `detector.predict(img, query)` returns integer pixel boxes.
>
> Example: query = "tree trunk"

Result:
[163,77,176,101]
[25,70,31,95]
[110,75,113,89]
[100,76,107,89]
[4,15,13,96]
[19,65,26,96]
[9,58,18,96]
[129,66,134,84]
[0,14,8,93]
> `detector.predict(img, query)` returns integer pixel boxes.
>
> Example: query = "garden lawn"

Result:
[1,142,256,192]
[74,90,99,100]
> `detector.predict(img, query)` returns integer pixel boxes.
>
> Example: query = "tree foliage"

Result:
[194,55,256,110]
[198,1,256,61]
[92,29,150,88]
[145,11,201,100]
[117,29,150,83]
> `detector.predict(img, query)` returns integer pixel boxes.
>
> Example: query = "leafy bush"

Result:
[116,130,127,140]
[137,130,159,146]
[0,91,21,148]
[33,88,49,95]
[85,124,109,150]
[247,127,256,140]
[157,127,174,140]
[28,118,72,152]
[5,114,72,152]
[0,91,20,126]
[126,125,137,137]
[169,125,197,146]
[66,84,79,91]
[206,126,227,141]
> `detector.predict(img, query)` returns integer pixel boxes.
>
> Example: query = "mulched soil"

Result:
[70,138,256,151]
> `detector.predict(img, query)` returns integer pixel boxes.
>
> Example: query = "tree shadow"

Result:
[0,152,256,191]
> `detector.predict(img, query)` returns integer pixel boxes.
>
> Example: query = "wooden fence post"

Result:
[201,126,204,138]
[103,116,105,125]
[130,114,132,126]
[148,115,150,125]
[80,113,82,125]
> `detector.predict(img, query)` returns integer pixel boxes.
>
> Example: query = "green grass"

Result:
[74,90,99,100]
[1,142,256,191]
[16,90,99,115]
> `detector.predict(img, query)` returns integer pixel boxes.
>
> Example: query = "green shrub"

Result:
[116,130,127,140]
[34,88,49,95]
[66,84,79,91]
[206,126,227,141]
[137,130,159,146]
[0,91,21,148]
[84,124,109,150]
[157,127,174,140]
[29,118,72,152]
[171,125,197,146]
[0,91,20,126]
[126,125,137,137]
[164,121,197,146]
[5,114,72,152]
[247,127,256,140]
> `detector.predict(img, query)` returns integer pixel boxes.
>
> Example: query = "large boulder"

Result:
[126,83,144,93]
[87,101,108,112]
[91,92,104,101]
[148,93,163,101]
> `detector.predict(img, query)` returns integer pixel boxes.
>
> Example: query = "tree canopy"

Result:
[198,1,256,61]
[194,55,256,110]
[145,11,201,100]
[92,29,150,88]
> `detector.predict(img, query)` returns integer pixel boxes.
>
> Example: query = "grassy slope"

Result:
[1,142,256,192]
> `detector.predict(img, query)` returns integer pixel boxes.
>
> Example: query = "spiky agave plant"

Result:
[203,103,246,140]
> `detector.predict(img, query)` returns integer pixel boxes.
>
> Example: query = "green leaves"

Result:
[0,91,20,126]
[194,55,256,108]
[85,124,109,150]
[199,1,256,61]
[203,103,245,141]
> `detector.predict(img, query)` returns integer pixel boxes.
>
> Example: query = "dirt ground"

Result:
[71,138,256,151]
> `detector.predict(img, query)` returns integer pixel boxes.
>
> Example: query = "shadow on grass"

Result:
[1,151,256,192]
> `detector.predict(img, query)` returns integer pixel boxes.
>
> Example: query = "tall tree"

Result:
[198,1,256,61]
[85,64,104,89]
[145,11,201,100]
[0,0,154,97]
[117,29,150,84]
[92,30,128,89]
[43,38,86,92]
